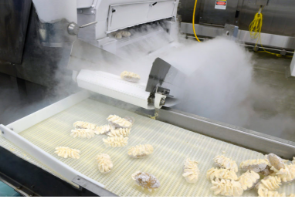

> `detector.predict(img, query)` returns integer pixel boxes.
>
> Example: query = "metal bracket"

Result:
[157,86,170,95]
[72,176,117,197]
[154,93,166,109]
[78,7,96,15]
[280,49,287,56]
[223,24,239,41]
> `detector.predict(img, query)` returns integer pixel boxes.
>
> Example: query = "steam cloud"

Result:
[110,25,295,142]
[163,37,253,126]
[115,29,254,126]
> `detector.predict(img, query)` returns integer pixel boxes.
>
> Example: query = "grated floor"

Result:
[2,98,295,196]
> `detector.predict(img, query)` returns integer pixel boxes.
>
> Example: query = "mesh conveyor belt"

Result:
[1,99,294,196]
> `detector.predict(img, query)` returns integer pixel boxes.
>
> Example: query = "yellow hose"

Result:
[249,7,292,58]
[249,8,263,41]
[192,0,201,42]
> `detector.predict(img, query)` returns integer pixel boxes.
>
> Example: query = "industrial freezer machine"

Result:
[1,90,295,196]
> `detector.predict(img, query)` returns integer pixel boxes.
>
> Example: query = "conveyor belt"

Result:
[1,99,295,196]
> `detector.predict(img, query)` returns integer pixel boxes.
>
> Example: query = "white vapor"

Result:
[161,37,253,126]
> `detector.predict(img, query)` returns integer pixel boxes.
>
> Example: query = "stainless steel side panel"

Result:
[181,22,295,50]
[158,108,295,159]
[179,0,295,37]
[181,22,224,37]
[199,0,239,25]
[107,0,177,32]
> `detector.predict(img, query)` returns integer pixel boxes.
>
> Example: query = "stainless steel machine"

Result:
[180,0,295,50]
[179,0,295,76]
[1,0,295,196]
